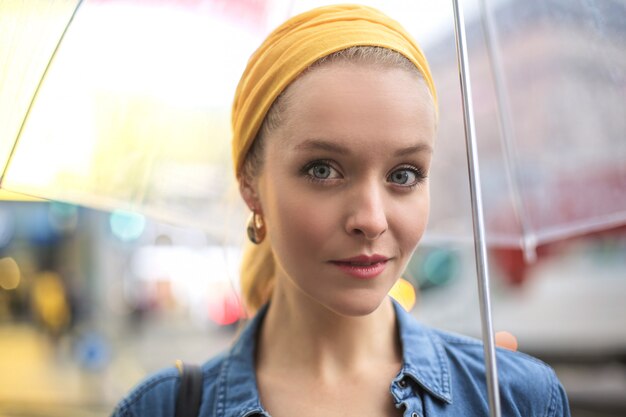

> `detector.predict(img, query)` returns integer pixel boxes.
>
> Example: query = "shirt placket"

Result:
[391,376,425,417]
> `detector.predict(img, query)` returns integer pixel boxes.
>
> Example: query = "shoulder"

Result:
[433,328,570,416]
[110,353,226,417]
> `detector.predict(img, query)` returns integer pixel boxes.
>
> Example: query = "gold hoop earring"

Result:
[246,212,266,244]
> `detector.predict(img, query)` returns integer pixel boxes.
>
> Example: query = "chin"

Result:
[324,292,389,318]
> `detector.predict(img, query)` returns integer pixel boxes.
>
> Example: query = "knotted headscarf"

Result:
[231,4,437,314]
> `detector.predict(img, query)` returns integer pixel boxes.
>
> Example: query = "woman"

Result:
[112,4,570,416]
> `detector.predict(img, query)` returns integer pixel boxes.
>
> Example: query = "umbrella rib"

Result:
[479,0,538,262]
[451,1,502,416]
[0,0,85,187]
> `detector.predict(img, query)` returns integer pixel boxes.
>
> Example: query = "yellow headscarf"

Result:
[232,4,437,314]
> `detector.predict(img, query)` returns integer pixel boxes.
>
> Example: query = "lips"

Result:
[329,254,390,279]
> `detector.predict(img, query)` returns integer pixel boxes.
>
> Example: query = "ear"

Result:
[239,173,262,213]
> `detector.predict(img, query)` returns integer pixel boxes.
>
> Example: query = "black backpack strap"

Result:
[175,360,204,417]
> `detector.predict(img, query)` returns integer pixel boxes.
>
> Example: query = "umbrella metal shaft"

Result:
[450,1,502,416]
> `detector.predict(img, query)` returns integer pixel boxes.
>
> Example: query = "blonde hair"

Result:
[239,46,426,314]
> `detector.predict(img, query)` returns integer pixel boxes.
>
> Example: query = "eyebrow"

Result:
[293,138,433,156]
[393,143,433,156]
[294,139,351,154]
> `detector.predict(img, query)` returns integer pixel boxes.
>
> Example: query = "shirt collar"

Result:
[219,306,268,417]
[392,300,452,403]
[217,299,452,416]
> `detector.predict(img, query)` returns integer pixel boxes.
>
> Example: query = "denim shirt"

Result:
[112,300,570,417]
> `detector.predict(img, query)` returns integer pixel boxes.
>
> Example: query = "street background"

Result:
[1,0,624,416]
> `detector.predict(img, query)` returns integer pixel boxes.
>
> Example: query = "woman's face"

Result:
[244,63,436,317]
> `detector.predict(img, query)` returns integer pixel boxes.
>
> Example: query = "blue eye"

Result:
[310,164,332,179]
[306,162,340,180]
[388,167,424,187]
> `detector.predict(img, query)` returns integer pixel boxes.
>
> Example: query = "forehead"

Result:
[273,63,436,155]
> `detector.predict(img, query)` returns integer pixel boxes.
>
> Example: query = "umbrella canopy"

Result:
[426,0,626,254]
[1,0,272,239]
[0,0,78,201]
[2,0,624,249]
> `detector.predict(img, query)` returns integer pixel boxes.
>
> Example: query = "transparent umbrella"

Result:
[1,1,625,416]
[428,0,626,253]
[0,0,274,240]
[435,1,625,414]
[5,0,623,247]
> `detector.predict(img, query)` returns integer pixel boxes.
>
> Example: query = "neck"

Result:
[256,280,401,381]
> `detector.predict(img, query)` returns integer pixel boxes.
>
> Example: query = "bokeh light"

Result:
[48,201,78,232]
[0,257,20,290]
[423,249,458,286]
[495,331,519,352]
[207,284,244,326]
[405,247,460,290]
[109,210,146,242]
[31,271,70,332]
[75,332,111,372]
[389,277,417,312]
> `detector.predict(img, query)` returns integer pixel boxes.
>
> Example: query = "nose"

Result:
[345,180,388,240]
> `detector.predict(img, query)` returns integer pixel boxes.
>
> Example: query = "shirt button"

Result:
[398,378,408,388]
[411,413,420,417]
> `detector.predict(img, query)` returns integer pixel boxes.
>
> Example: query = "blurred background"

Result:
[0,0,624,416]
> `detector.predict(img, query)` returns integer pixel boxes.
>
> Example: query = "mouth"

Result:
[329,254,391,279]
[332,254,390,264]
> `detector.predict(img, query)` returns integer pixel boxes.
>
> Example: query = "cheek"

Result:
[392,190,430,254]
[262,178,339,258]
